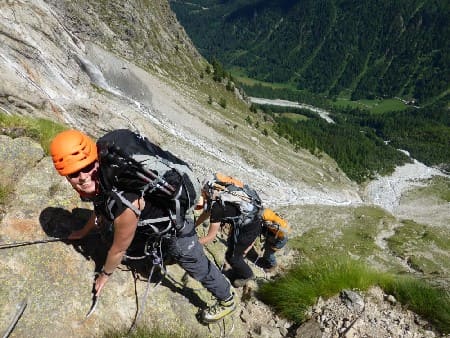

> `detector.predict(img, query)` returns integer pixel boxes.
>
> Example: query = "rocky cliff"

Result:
[0,1,448,337]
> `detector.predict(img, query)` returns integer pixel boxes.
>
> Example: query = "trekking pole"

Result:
[106,146,176,196]
[0,237,65,250]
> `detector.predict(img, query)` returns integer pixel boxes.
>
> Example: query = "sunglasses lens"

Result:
[68,162,95,179]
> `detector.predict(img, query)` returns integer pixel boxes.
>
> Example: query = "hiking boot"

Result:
[232,277,253,288]
[221,260,232,272]
[245,247,259,263]
[264,264,277,273]
[256,258,276,272]
[202,296,236,323]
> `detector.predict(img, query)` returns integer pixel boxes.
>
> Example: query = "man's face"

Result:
[66,160,99,197]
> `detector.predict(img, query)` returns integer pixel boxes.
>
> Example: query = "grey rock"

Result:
[295,319,323,338]
[340,289,365,313]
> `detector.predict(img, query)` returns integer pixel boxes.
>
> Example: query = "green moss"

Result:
[91,83,107,94]
[411,176,450,202]
[0,113,67,154]
[0,184,13,206]
[290,205,392,260]
[387,219,450,276]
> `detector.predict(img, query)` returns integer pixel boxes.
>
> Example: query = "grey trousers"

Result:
[164,219,231,301]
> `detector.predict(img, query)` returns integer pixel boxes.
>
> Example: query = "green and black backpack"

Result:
[96,129,200,236]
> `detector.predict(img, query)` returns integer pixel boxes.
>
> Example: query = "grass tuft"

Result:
[257,257,378,322]
[380,276,450,333]
[257,256,450,334]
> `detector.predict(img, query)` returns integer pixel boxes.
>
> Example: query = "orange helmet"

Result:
[50,130,97,176]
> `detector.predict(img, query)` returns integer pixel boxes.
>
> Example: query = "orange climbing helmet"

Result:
[50,130,97,176]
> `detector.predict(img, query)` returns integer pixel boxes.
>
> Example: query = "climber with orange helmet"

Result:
[51,130,111,296]
[50,130,100,240]
[50,129,235,323]
[51,129,99,196]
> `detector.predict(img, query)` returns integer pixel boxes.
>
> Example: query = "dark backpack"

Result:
[96,129,200,235]
[205,172,262,227]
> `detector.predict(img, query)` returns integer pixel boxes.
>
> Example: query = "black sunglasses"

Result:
[67,162,96,179]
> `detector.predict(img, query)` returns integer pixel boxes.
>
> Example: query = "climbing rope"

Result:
[128,241,165,333]
[0,237,64,249]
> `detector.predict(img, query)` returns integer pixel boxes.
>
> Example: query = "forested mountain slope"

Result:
[170,0,450,103]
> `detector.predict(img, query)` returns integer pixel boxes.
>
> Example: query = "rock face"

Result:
[0,0,361,205]
[0,1,447,338]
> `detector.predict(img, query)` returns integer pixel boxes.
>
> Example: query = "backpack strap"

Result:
[138,217,173,237]
[172,185,185,232]
[109,188,142,217]
[93,189,144,229]
[113,187,186,236]
[101,145,188,232]
[156,155,197,229]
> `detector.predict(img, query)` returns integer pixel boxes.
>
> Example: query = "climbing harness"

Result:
[128,239,166,333]
[126,237,212,332]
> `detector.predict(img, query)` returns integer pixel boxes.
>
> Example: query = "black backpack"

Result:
[204,172,262,227]
[96,129,200,235]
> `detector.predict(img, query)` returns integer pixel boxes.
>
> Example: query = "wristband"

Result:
[101,268,113,276]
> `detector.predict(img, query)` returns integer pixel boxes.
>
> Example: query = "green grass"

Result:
[290,224,380,258]
[0,113,67,154]
[381,275,450,333]
[279,112,309,122]
[289,206,390,260]
[264,205,449,334]
[231,73,408,115]
[231,72,298,91]
[0,113,67,207]
[257,256,450,333]
[386,219,450,276]
[410,176,450,202]
[257,257,381,322]
[332,97,407,114]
